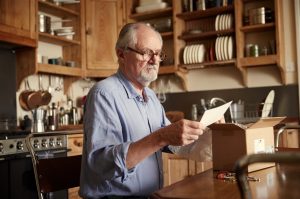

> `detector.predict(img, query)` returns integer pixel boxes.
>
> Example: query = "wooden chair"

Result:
[234,152,300,199]
[26,132,82,199]
[275,124,300,152]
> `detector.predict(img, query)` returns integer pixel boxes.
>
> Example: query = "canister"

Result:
[250,45,259,57]
[39,14,51,33]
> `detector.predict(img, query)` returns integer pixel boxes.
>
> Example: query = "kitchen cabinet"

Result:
[162,153,212,187]
[176,4,236,70]
[235,0,285,85]
[67,133,83,199]
[0,0,37,47]
[85,0,125,78]
[36,0,85,76]
[16,0,86,91]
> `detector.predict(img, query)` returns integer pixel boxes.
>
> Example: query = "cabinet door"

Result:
[0,0,37,47]
[162,153,212,187]
[85,0,124,74]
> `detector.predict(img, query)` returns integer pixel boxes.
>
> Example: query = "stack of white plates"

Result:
[183,44,205,64]
[215,36,234,61]
[136,0,168,13]
[215,14,233,31]
[53,27,75,40]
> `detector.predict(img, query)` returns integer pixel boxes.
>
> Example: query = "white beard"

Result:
[137,64,158,87]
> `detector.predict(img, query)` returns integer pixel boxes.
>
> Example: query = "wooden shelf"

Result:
[176,5,234,21]
[38,0,79,18]
[37,63,83,76]
[159,65,177,74]
[179,29,235,41]
[130,7,173,20]
[240,23,275,33]
[39,32,80,46]
[238,55,277,67]
[161,31,173,39]
[180,59,236,70]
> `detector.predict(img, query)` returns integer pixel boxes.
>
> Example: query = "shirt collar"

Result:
[116,70,150,102]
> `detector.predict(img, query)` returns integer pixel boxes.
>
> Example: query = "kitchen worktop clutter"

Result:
[31,99,81,133]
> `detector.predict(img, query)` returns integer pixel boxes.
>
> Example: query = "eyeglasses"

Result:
[126,47,166,62]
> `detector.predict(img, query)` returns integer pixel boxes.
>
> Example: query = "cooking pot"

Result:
[19,79,42,111]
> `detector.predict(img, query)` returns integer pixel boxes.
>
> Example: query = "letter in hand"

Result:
[160,119,206,146]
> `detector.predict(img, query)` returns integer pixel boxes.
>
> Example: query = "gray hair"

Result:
[115,22,163,50]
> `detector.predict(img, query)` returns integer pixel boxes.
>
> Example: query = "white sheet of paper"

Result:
[200,101,232,126]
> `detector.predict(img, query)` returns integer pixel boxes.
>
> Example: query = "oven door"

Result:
[0,155,37,199]
[35,148,69,199]
[0,148,69,199]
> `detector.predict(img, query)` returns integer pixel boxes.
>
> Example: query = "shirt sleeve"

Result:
[83,88,135,182]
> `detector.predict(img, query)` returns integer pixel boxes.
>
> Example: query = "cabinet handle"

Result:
[86,28,92,35]
[74,140,83,147]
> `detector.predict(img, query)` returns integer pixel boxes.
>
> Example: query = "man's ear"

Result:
[116,48,125,59]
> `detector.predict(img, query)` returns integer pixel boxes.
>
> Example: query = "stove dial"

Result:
[17,141,24,151]
[57,138,62,147]
[41,139,48,148]
[49,138,55,147]
[33,139,40,149]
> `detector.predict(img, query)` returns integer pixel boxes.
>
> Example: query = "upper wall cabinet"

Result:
[16,0,85,90]
[176,1,235,70]
[85,0,124,78]
[36,0,85,76]
[235,0,285,85]
[0,0,37,47]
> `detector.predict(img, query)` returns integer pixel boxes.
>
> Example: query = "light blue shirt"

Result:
[79,70,171,198]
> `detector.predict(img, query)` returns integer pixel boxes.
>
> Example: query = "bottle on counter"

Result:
[67,99,79,125]
[47,102,59,130]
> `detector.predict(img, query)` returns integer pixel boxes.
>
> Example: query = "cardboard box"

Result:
[209,117,285,172]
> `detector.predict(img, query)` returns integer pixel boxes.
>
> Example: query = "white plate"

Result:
[219,37,225,60]
[187,45,193,64]
[215,15,220,31]
[183,46,188,64]
[198,44,205,63]
[192,45,198,64]
[194,45,199,63]
[190,45,195,64]
[186,45,191,64]
[223,36,229,60]
[217,37,222,61]
[227,36,233,59]
[261,90,275,118]
[221,14,226,30]
[225,14,230,30]
[219,15,224,30]
[215,37,220,61]
[226,14,232,29]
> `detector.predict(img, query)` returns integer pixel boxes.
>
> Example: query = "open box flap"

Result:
[209,123,247,130]
[248,117,286,129]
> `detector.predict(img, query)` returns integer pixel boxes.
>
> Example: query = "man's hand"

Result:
[158,119,207,146]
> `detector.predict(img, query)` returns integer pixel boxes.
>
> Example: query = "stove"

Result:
[0,130,68,199]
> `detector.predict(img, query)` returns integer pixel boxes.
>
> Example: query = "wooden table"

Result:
[151,164,300,199]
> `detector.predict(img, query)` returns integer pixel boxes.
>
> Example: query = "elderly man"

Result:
[79,23,206,199]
